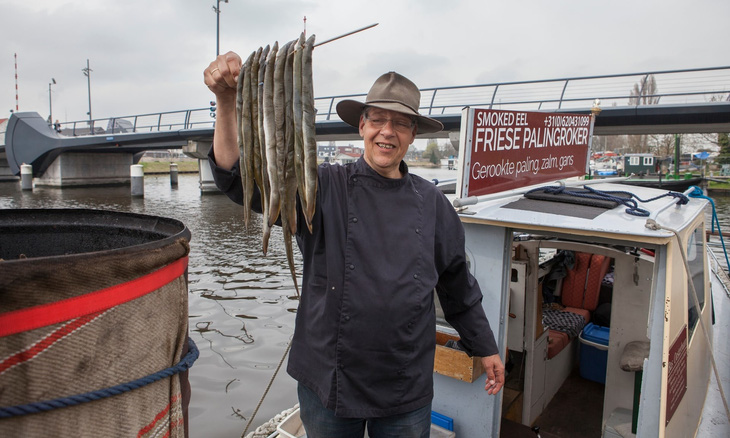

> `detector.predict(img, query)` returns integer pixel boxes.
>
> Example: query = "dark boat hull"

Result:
[620,176,703,192]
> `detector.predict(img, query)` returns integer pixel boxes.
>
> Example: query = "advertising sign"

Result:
[666,326,688,426]
[457,108,594,198]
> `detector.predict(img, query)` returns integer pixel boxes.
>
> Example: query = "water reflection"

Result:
[0,173,728,437]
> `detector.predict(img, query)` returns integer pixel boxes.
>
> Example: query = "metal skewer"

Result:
[313,23,379,48]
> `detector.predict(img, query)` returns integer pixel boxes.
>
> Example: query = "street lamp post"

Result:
[212,0,229,56]
[82,59,92,125]
[48,78,56,124]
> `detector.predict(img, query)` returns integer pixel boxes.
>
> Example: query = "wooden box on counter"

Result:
[434,330,484,383]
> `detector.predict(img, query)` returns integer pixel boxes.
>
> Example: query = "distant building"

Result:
[333,152,361,165]
[0,118,8,140]
[336,145,363,156]
[317,143,363,161]
[318,143,336,160]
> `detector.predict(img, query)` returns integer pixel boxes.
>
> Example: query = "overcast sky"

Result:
[2,0,728,124]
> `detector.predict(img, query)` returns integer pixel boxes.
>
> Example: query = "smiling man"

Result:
[204,58,504,438]
[335,72,444,179]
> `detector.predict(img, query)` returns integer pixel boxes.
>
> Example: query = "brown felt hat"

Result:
[336,71,444,134]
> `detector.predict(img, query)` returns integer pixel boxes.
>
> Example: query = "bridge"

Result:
[3,66,729,188]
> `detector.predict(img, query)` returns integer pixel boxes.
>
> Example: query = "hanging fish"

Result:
[301,34,317,231]
[234,34,319,296]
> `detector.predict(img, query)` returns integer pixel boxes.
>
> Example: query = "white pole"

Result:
[130,164,144,197]
[20,164,33,191]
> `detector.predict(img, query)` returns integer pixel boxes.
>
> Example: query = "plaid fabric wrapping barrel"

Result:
[0,209,193,438]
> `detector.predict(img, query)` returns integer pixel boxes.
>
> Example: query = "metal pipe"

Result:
[48,78,56,124]
[82,59,92,124]
[213,0,228,56]
[453,177,629,208]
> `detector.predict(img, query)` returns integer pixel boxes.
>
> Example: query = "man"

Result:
[204,52,504,438]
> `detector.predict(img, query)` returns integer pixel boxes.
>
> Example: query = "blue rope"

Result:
[0,337,198,419]
[526,184,689,217]
[687,186,730,272]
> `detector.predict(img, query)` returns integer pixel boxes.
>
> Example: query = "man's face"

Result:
[359,108,417,178]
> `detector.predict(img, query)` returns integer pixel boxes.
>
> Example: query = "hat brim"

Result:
[336,99,444,135]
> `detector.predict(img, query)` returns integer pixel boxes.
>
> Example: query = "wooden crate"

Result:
[434,330,484,383]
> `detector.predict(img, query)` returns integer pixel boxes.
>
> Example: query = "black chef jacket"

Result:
[209,150,499,418]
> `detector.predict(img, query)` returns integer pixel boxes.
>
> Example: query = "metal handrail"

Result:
[57,65,730,137]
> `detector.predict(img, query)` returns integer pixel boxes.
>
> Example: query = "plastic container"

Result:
[578,322,610,384]
[431,411,454,431]
[277,408,306,438]
[430,424,456,437]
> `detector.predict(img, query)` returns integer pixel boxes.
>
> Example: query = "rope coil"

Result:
[526,184,689,217]
[0,337,199,419]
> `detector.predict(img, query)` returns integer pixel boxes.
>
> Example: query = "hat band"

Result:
[365,99,419,115]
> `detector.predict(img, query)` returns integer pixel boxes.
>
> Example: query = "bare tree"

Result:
[593,135,628,154]
[629,75,660,106]
[627,75,660,153]
[649,134,676,157]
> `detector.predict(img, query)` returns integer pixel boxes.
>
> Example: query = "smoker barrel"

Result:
[0,209,194,438]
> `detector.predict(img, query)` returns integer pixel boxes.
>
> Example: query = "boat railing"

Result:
[453,177,629,209]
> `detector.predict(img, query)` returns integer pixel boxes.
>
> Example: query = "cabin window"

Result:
[686,226,706,339]
[629,156,640,166]
[643,156,654,166]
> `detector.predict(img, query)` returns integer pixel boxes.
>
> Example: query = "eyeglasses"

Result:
[364,114,415,133]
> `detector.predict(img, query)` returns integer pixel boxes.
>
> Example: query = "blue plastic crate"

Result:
[431,411,454,431]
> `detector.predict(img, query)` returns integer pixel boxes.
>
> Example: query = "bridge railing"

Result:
[59,107,216,137]
[315,65,730,119]
[58,66,730,137]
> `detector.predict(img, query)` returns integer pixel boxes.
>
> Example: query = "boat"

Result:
[432,177,457,194]
[440,178,730,437]
[591,155,623,177]
[246,107,730,438]
[615,175,704,192]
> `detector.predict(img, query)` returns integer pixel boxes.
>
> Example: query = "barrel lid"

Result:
[0,208,190,263]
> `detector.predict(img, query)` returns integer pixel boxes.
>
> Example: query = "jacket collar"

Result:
[352,156,410,189]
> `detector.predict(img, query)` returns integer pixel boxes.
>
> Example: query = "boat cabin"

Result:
[433,181,713,437]
[623,153,671,176]
[431,108,716,438]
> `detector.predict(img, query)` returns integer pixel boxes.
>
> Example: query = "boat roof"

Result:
[457,180,709,246]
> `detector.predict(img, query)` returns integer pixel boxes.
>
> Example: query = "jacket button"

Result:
[352,217,358,223]
[415,228,421,234]
[349,264,355,270]
[413,274,419,279]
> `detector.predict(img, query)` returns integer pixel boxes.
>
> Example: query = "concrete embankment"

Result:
[140,160,199,175]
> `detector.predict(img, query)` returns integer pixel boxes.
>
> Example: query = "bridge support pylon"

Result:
[35,152,134,187]
[183,140,219,193]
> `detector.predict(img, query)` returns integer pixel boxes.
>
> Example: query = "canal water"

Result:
[0,170,727,438]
